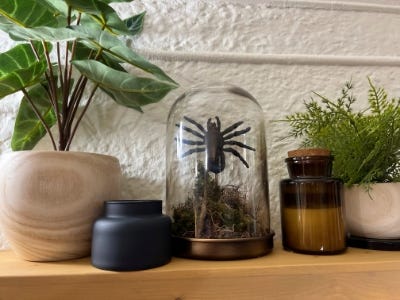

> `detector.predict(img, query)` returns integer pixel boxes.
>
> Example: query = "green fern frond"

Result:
[368,77,388,114]
[283,79,400,187]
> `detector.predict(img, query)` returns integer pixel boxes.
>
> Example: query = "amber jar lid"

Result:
[285,148,333,178]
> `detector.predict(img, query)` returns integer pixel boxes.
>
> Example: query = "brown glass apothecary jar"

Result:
[280,148,346,255]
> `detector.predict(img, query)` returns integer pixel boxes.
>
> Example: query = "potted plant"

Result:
[0,0,178,261]
[284,78,400,248]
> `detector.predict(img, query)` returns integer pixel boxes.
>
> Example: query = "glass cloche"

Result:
[166,84,274,259]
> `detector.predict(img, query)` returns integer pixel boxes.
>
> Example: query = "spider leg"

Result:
[221,121,244,135]
[223,147,250,168]
[175,138,204,146]
[183,116,206,133]
[224,140,255,151]
[216,116,221,131]
[223,127,251,140]
[175,124,205,140]
[179,147,206,158]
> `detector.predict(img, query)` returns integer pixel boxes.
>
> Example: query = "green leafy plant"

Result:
[0,0,178,151]
[172,162,262,239]
[284,78,400,186]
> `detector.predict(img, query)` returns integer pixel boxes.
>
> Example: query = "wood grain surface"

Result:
[1,246,400,300]
[0,151,121,261]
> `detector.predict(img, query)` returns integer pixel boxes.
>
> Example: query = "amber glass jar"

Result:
[280,149,346,254]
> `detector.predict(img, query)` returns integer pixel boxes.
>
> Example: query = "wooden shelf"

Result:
[1,246,400,299]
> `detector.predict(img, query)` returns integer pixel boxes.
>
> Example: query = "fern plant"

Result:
[285,78,400,186]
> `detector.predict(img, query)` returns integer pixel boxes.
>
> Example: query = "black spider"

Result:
[176,116,255,174]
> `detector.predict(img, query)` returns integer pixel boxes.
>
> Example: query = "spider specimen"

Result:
[176,116,255,174]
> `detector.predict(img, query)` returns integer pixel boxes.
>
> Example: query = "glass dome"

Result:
[166,84,273,259]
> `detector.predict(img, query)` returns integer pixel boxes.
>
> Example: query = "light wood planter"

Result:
[1,247,400,299]
[0,151,121,261]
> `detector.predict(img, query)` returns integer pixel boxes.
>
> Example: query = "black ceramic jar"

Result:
[91,200,171,271]
[280,149,346,255]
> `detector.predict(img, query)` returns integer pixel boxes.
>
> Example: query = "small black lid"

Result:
[104,200,162,217]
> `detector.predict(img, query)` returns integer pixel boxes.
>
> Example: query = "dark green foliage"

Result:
[0,0,177,151]
[172,162,261,239]
[285,78,400,186]
[171,202,194,237]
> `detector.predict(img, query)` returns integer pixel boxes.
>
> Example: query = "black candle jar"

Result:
[91,200,171,271]
[280,149,346,254]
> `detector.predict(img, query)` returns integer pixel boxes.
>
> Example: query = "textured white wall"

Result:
[1,0,400,249]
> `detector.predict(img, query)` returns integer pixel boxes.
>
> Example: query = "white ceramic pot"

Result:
[344,182,400,239]
[0,151,122,261]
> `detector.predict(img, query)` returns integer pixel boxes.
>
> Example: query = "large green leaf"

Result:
[0,43,50,98]
[99,0,132,3]
[79,2,131,35]
[71,0,138,35]
[65,0,112,14]
[101,53,126,72]
[42,0,69,17]
[72,59,177,111]
[40,0,72,27]
[0,16,26,41]
[0,0,58,27]
[71,42,126,72]
[73,26,177,84]
[0,43,48,76]
[72,42,129,107]
[0,15,13,27]
[0,60,47,98]
[124,12,145,36]
[11,84,57,150]
[4,26,85,42]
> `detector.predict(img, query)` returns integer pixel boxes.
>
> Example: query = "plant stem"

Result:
[28,40,57,118]
[41,41,58,106]
[56,42,64,96]
[65,84,99,150]
[29,40,57,107]
[62,40,70,128]
[65,76,88,138]
[28,40,61,150]
[314,91,361,136]
[67,6,72,26]
[28,40,41,61]
[64,47,103,150]
[196,172,209,238]
[43,41,65,150]
[65,13,81,111]
[60,7,74,149]
[21,88,57,150]
[66,41,77,95]
[42,41,62,135]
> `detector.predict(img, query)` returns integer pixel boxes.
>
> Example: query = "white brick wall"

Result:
[1,0,400,249]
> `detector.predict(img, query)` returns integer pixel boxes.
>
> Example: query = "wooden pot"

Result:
[344,182,400,239]
[0,151,122,261]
